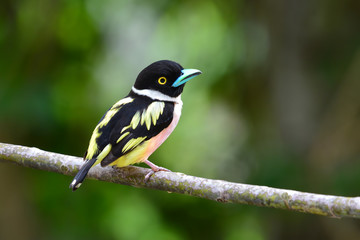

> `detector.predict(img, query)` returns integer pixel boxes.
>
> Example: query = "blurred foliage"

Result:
[1,0,360,239]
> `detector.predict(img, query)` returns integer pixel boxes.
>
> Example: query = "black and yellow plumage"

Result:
[70,60,201,191]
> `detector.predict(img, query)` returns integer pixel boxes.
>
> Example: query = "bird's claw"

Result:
[144,167,171,182]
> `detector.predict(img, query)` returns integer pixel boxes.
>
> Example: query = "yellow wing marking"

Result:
[140,111,146,126]
[94,144,112,166]
[111,140,150,167]
[141,102,165,130]
[98,97,134,128]
[140,102,165,130]
[120,111,141,133]
[86,129,101,159]
[144,109,152,130]
[116,131,130,144]
[122,137,147,153]
[86,97,133,159]
[121,125,130,133]
[130,111,141,129]
[115,101,165,152]
[119,101,165,136]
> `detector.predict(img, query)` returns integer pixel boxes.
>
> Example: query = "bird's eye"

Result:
[158,77,167,85]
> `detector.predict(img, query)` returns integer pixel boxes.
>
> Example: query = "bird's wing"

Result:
[100,99,175,167]
[84,97,135,161]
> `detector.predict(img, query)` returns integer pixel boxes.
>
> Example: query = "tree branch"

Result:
[0,142,359,219]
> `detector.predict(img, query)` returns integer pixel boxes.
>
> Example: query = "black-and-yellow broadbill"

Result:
[70,60,201,191]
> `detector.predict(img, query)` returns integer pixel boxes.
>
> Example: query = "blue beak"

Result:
[172,69,202,87]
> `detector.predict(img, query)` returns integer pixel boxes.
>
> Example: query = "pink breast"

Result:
[143,109,181,159]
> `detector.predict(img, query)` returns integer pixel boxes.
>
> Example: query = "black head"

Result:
[134,60,201,98]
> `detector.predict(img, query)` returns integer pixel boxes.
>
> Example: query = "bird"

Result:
[69,60,201,191]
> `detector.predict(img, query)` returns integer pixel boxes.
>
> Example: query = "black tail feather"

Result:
[69,158,96,191]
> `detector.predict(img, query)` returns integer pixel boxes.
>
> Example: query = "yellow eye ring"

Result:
[158,77,167,85]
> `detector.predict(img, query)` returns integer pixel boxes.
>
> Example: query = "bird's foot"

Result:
[144,160,171,182]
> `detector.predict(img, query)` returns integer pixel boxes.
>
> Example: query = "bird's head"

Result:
[134,60,202,98]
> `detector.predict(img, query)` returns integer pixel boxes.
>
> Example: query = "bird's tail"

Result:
[69,158,96,191]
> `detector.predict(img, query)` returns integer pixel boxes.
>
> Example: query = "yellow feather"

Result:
[153,102,164,125]
[86,129,101,159]
[145,112,151,130]
[139,102,165,130]
[94,144,112,166]
[131,111,141,129]
[151,111,157,125]
[99,97,133,128]
[116,131,130,144]
[160,103,164,114]
[121,125,130,133]
[109,140,150,167]
[108,101,167,158]
[120,111,140,134]
[147,102,155,120]
[86,97,133,160]
[113,97,134,108]
[140,111,146,126]
[122,137,146,153]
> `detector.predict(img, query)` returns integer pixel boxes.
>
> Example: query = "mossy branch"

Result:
[0,142,359,219]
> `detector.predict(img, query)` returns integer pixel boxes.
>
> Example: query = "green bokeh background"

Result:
[1,0,360,239]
